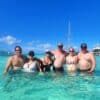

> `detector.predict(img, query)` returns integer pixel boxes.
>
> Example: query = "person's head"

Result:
[69,47,75,56]
[80,43,87,53]
[15,46,22,56]
[28,51,34,60]
[57,42,63,50]
[45,50,52,57]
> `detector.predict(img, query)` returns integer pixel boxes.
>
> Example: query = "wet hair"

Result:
[15,45,22,53]
[28,51,34,57]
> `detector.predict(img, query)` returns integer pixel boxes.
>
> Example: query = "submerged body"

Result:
[77,43,96,72]
[66,55,78,72]
[66,48,78,72]
[52,46,66,72]
[4,46,25,74]
[41,56,52,72]
[78,52,95,71]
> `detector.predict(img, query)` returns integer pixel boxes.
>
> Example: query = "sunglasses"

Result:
[15,49,21,51]
[15,49,22,53]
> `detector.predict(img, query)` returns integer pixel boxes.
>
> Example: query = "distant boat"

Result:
[93,44,100,56]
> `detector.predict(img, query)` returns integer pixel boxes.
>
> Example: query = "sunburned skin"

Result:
[78,52,96,72]
[52,49,66,68]
[11,55,24,70]
[66,55,78,72]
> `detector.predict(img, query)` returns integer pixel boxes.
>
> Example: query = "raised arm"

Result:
[3,57,12,75]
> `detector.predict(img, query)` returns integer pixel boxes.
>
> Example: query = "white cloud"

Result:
[27,40,40,46]
[37,43,52,50]
[0,35,21,45]
[23,42,54,53]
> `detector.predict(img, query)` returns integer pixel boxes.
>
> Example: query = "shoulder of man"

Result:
[7,55,14,63]
[21,55,28,62]
[88,51,94,56]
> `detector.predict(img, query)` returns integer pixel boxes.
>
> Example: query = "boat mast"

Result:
[67,20,71,49]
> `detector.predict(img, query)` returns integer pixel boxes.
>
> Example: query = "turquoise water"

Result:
[0,55,100,100]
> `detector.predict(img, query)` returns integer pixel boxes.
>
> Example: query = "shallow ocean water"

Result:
[0,55,100,100]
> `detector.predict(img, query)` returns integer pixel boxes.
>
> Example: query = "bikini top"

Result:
[42,58,53,66]
[67,57,77,64]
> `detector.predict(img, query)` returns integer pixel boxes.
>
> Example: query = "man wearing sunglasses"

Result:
[4,46,26,74]
[77,43,96,73]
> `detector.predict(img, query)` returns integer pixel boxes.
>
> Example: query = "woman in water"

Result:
[65,48,78,72]
[23,51,42,72]
[41,50,53,72]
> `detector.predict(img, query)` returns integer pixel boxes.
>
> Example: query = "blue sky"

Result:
[0,0,100,53]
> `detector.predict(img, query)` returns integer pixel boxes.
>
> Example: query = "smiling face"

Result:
[80,43,87,53]
[69,48,75,56]
[15,47,22,56]
[81,47,87,53]
[58,45,63,51]
[45,52,51,58]
[28,55,33,60]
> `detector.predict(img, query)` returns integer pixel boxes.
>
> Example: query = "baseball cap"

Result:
[58,42,63,47]
[81,43,87,49]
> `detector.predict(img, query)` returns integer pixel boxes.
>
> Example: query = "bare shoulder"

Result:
[40,58,44,61]
[8,56,14,61]
[77,52,81,57]
[51,50,56,54]
[66,55,69,59]
[89,52,95,57]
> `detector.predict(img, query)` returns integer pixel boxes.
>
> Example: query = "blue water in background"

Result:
[0,55,100,100]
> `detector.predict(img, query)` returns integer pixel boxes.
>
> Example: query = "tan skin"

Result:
[3,47,24,74]
[66,50,78,72]
[77,48,96,73]
[41,53,52,65]
[40,53,52,71]
[52,46,66,68]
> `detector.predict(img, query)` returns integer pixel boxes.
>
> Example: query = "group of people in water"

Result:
[3,43,96,75]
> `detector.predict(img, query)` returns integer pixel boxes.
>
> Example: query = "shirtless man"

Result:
[66,48,78,72]
[77,43,96,73]
[4,46,26,74]
[52,43,67,72]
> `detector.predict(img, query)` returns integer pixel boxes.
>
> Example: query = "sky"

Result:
[0,0,100,53]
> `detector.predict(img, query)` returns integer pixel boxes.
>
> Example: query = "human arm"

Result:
[3,57,12,75]
[88,53,96,73]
